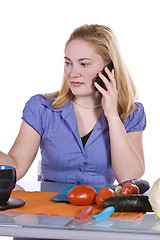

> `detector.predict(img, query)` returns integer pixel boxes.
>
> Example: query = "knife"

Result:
[64,206,115,227]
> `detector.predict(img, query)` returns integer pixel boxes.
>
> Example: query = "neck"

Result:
[72,98,102,109]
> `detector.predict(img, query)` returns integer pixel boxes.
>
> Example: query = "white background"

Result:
[0,0,160,191]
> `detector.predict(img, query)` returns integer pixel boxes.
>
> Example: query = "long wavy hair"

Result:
[46,24,138,123]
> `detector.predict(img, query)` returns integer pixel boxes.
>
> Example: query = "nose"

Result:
[70,64,81,78]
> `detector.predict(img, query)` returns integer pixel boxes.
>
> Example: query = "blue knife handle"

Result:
[92,206,115,221]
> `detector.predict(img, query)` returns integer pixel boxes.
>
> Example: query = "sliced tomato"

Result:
[95,187,115,208]
[68,185,96,206]
[120,183,139,196]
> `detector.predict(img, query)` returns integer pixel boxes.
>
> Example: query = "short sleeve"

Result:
[124,102,146,133]
[22,94,45,136]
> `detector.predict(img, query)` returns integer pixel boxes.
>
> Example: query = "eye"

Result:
[65,61,72,66]
[81,63,88,67]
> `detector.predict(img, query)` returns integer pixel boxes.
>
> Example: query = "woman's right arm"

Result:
[0,120,41,180]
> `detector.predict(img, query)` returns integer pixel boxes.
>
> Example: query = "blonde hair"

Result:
[46,24,138,123]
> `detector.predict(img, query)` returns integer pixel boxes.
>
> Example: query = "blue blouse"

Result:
[22,94,146,185]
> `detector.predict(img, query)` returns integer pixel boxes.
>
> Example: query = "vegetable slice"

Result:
[120,183,139,196]
[114,185,122,196]
[118,179,150,194]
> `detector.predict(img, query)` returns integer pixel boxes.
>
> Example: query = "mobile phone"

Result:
[93,61,114,91]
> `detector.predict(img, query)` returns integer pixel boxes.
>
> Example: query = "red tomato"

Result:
[120,183,139,196]
[68,185,96,206]
[95,187,115,208]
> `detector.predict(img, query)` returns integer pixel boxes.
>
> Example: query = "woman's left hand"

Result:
[94,66,119,121]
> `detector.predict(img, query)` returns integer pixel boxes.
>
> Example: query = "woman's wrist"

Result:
[106,113,121,126]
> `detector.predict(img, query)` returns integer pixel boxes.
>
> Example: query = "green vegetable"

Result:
[118,179,150,194]
[114,185,122,196]
[148,178,160,219]
[103,195,153,212]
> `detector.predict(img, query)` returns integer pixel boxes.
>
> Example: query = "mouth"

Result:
[71,81,84,87]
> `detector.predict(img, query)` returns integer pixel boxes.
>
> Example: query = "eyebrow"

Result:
[64,56,92,61]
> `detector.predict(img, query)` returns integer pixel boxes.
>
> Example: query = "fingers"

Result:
[94,80,107,95]
[104,66,116,89]
[94,67,116,94]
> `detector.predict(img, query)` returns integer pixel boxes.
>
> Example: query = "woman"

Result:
[0,24,146,185]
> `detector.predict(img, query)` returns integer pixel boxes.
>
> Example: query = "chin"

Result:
[71,89,89,96]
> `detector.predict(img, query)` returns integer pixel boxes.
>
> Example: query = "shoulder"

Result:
[24,94,56,111]
[124,102,146,132]
[24,94,73,114]
[131,102,146,119]
[22,94,57,135]
[135,102,145,112]
[127,102,146,119]
[25,94,52,106]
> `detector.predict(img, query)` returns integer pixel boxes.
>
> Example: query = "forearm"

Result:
[0,150,29,181]
[0,149,35,181]
[0,151,17,168]
[108,117,145,183]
